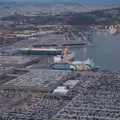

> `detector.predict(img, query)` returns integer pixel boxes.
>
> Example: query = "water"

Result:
[71,32,120,71]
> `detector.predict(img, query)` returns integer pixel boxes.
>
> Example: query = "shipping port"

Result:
[0,4,120,119]
[0,25,120,120]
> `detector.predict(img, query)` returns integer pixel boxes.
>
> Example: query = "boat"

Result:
[53,48,75,63]
[72,58,94,67]
[71,58,100,71]
[18,47,62,55]
[108,26,117,35]
[50,60,100,71]
[50,55,100,71]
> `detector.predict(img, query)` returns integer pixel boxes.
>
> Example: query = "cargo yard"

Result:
[0,3,120,120]
[0,70,120,120]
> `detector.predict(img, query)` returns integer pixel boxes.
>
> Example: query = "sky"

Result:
[1,0,120,6]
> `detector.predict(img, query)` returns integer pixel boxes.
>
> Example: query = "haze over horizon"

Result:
[0,0,120,6]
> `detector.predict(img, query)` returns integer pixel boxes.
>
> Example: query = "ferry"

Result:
[18,47,63,55]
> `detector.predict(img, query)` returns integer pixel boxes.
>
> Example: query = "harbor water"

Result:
[71,31,120,71]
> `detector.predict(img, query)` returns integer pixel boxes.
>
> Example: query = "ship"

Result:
[71,58,100,71]
[18,47,63,55]
[108,26,117,35]
[50,48,75,70]
[50,58,100,71]
[53,48,75,63]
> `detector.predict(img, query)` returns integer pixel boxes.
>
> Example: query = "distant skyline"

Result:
[0,0,120,6]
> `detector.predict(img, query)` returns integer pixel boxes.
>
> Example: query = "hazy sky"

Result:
[1,0,120,5]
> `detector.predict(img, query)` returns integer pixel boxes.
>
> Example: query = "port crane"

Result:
[61,27,93,42]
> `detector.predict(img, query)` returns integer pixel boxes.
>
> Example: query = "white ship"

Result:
[108,26,117,35]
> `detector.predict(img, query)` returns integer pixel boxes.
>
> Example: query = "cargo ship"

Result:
[53,48,75,63]
[18,47,63,55]
[50,58,100,71]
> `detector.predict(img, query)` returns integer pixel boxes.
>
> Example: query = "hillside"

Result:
[1,7,120,26]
